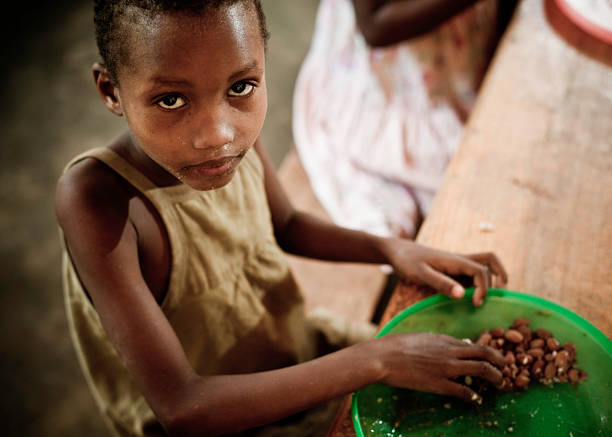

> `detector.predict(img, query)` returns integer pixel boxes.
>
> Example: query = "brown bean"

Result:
[491,327,505,338]
[527,348,545,358]
[512,318,531,328]
[544,362,556,379]
[510,363,519,378]
[545,352,556,362]
[515,374,530,388]
[502,365,512,377]
[536,328,552,339]
[497,338,505,347]
[516,353,533,366]
[563,343,577,361]
[532,360,545,375]
[505,351,516,365]
[504,329,524,343]
[568,369,580,383]
[517,325,532,340]
[546,337,561,351]
[529,339,545,349]
[477,332,492,345]
[555,350,569,368]
[501,377,514,391]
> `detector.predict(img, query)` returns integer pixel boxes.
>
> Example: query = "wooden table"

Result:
[327,0,612,435]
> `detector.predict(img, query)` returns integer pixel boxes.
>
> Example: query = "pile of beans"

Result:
[475,318,588,391]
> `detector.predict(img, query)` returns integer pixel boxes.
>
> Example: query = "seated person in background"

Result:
[293,0,512,238]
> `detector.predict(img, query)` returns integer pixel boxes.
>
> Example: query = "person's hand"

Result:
[379,239,508,306]
[372,333,505,403]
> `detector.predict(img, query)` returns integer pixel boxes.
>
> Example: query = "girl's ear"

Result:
[92,62,123,116]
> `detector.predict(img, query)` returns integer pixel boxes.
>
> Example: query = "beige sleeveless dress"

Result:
[60,147,371,436]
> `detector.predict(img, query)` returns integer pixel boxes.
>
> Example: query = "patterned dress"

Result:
[293,0,500,237]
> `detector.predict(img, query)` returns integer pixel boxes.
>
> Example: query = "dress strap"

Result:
[64,146,157,193]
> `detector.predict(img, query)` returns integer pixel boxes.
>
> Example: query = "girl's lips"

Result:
[183,156,240,178]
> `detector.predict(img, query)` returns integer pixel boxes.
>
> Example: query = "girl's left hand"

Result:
[379,239,508,307]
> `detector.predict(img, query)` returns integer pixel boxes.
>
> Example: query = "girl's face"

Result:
[114,2,267,190]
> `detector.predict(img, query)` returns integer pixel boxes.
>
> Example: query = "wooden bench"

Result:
[277,148,387,323]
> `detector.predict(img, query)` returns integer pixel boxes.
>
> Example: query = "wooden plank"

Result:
[417,0,612,336]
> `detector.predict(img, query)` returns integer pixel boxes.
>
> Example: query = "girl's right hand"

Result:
[371,332,506,403]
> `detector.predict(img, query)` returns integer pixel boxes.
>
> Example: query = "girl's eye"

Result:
[156,95,186,110]
[228,82,255,97]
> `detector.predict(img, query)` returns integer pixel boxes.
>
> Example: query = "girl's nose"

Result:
[191,108,234,150]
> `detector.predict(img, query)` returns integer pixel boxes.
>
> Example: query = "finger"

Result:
[472,267,490,307]
[434,256,491,306]
[434,379,483,405]
[466,252,508,287]
[450,360,503,387]
[420,264,465,299]
[453,344,506,369]
[460,257,491,307]
[436,333,473,347]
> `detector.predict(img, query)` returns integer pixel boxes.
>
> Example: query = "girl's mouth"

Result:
[182,155,241,178]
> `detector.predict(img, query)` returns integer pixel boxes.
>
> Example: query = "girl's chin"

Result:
[180,168,238,191]
[178,155,243,190]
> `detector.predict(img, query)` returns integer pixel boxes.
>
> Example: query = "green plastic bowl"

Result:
[352,289,612,436]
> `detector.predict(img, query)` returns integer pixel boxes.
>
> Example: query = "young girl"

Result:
[55,1,508,435]
[293,0,506,238]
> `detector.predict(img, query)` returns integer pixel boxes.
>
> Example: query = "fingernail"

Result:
[452,285,465,298]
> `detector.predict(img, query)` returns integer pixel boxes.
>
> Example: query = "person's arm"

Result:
[351,0,480,46]
[256,140,507,307]
[56,157,505,437]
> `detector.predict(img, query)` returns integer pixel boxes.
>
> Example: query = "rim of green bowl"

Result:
[351,288,612,437]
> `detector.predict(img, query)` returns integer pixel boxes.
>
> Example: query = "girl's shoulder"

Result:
[55,153,139,276]
[56,151,135,227]
[56,131,151,232]
[56,144,171,303]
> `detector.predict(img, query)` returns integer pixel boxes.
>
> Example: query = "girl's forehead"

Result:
[137,3,259,46]
[121,2,264,78]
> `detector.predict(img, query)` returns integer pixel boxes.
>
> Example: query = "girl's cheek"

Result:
[131,111,179,142]
[249,96,268,134]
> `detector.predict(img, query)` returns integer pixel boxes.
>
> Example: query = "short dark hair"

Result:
[93,0,269,84]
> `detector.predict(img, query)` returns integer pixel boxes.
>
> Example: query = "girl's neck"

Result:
[111,131,183,188]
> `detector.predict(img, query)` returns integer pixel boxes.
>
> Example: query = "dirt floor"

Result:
[0,1,319,435]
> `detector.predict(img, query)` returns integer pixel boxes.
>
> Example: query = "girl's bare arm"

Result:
[256,140,507,306]
[351,0,479,46]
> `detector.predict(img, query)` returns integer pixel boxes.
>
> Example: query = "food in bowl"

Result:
[472,317,588,392]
